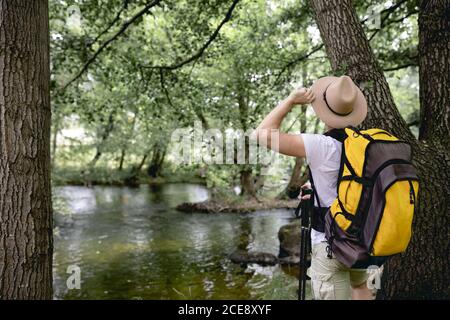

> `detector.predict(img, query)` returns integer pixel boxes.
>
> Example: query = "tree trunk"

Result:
[310,0,449,299]
[240,167,257,198]
[88,111,115,168]
[147,148,166,178]
[117,111,137,172]
[0,0,53,299]
[118,148,126,171]
[136,153,148,172]
[236,88,258,198]
[418,0,450,148]
[282,157,305,199]
[253,164,268,192]
[124,151,150,187]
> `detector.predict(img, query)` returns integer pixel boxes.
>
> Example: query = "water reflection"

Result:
[53,184,299,300]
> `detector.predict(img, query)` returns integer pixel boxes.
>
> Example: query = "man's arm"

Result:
[253,88,315,158]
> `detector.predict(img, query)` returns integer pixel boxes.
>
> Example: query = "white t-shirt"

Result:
[301,133,342,245]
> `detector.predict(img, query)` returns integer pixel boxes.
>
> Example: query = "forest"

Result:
[0,0,448,300]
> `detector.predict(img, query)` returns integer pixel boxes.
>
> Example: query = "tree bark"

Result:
[0,0,53,299]
[310,0,449,299]
[418,0,450,148]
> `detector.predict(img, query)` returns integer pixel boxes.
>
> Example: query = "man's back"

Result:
[301,133,341,245]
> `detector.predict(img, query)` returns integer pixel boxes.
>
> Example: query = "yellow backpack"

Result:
[314,127,419,268]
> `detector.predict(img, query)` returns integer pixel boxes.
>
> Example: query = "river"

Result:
[53,183,303,299]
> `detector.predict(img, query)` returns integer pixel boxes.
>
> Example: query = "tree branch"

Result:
[273,44,324,85]
[87,0,130,49]
[368,4,418,42]
[407,120,419,127]
[388,9,418,24]
[56,0,161,95]
[275,1,416,88]
[147,0,240,70]
[274,1,414,86]
[159,69,175,109]
[360,0,409,24]
[383,62,417,72]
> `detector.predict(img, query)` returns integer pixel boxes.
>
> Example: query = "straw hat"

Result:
[310,75,367,128]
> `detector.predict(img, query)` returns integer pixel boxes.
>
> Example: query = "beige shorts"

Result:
[307,242,370,300]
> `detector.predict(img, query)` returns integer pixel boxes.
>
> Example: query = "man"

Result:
[254,75,373,300]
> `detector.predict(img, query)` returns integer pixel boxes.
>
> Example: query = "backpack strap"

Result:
[324,128,347,142]
[308,166,321,209]
[309,167,329,233]
[309,128,346,207]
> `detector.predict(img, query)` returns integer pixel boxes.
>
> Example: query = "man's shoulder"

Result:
[302,133,342,169]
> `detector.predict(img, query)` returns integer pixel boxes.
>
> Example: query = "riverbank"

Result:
[51,166,206,187]
[52,168,300,214]
[176,197,299,213]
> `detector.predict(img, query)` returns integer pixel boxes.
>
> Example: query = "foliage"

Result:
[49,0,420,191]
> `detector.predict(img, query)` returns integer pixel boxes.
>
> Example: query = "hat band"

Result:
[323,84,353,117]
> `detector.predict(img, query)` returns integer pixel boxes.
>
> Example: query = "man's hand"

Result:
[298,182,312,201]
[288,87,315,105]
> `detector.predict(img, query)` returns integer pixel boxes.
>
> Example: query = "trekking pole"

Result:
[298,188,313,300]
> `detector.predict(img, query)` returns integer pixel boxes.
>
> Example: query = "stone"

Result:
[278,221,310,265]
[229,250,278,266]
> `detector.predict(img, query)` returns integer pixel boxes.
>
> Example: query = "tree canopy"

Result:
[49,0,421,193]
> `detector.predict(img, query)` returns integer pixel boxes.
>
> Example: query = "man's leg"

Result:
[308,242,352,300]
[351,282,374,300]
[350,270,373,300]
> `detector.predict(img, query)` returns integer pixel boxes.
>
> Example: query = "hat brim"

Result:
[310,76,367,128]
